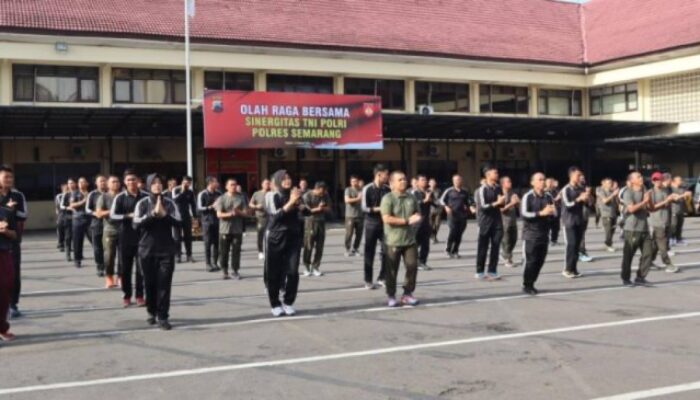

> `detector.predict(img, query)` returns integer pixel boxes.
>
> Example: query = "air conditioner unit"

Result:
[416,104,434,115]
[426,145,440,158]
[318,149,333,159]
[272,148,287,158]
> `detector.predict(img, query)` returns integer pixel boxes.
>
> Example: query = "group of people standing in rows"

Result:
[0,163,697,342]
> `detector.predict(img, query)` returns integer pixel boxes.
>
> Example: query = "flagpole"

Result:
[184,0,193,178]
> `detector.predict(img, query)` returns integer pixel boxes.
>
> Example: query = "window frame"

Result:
[344,77,405,110]
[479,84,529,114]
[204,70,255,91]
[415,81,470,112]
[538,89,583,117]
[111,68,186,104]
[589,83,638,115]
[266,74,334,94]
[12,64,99,103]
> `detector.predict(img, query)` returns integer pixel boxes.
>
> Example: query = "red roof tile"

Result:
[1,0,699,67]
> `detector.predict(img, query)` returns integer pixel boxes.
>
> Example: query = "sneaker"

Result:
[579,254,593,262]
[258,252,264,260]
[445,251,453,258]
[223,274,231,280]
[364,282,376,290]
[97,270,105,278]
[117,276,123,288]
[665,264,680,273]
[282,304,296,316]
[158,320,172,331]
[312,268,323,277]
[418,263,432,271]
[622,280,635,287]
[187,256,195,263]
[176,255,182,264]
[606,246,616,253]
[0,332,16,342]
[212,264,222,272]
[505,261,515,268]
[352,249,362,257]
[75,261,82,269]
[401,294,419,306]
[147,315,157,325]
[670,238,677,247]
[634,276,651,286]
[573,271,583,278]
[136,297,146,307]
[651,262,664,271]
[271,307,284,317]
[344,251,351,257]
[376,279,386,287]
[487,272,501,281]
[562,270,576,279]
[387,297,400,307]
[105,276,116,289]
[303,269,312,277]
[206,264,217,272]
[550,241,559,247]
[9,306,21,319]
[454,253,462,259]
[122,298,132,308]
[499,255,507,264]
[668,251,676,257]
[232,272,242,280]
[475,272,486,280]
[522,286,538,295]
[676,239,688,246]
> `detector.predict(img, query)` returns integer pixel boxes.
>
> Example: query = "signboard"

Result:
[203,90,383,149]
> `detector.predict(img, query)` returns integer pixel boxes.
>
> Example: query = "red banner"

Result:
[203,90,383,149]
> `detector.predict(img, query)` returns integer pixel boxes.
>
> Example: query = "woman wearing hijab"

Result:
[133,174,181,330]
[264,170,306,317]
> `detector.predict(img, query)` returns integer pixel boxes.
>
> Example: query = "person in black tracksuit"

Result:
[85,176,108,276]
[110,171,148,307]
[265,169,306,317]
[133,174,181,330]
[68,177,91,269]
[361,164,390,289]
[560,167,589,278]
[0,166,28,318]
[55,184,68,251]
[474,166,506,279]
[61,179,77,261]
[172,176,197,263]
[440,174,473,258]
[545,178,561,246]
[411,175,433,270]
[520,172,558,295]
[197,177,222,272]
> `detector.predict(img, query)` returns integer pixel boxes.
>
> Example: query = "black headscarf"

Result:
[271,169,289,196]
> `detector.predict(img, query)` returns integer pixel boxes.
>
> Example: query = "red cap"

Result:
[651,172,663,181]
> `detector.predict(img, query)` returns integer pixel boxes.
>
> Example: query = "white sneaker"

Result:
[258,252,264,260]
[312,268,323,277]
[271,307,284,317]
[668,251,676,257]
[606,246,615,252]
[303,269,312,277]
[376,279,386,287]
[475,272,486,280]
[282,304,296,316]
[562,270,576,279]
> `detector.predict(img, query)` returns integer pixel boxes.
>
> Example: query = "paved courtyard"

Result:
[1,219,700,399]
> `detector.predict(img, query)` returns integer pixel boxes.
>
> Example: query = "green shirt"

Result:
[649,188,670,228]
[622,188,649,232]
[97,192,119,235]
[251,190,268,218]
[215,192,248,235]
[344,186,362,219]
[303,191,331,222]
[380,191,419,247]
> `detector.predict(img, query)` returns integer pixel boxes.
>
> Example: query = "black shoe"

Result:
[158,320,172,331]
[622,280,634,287]
[223,273,231,280]
[59,247,65,252]
[206,264,217,272]
[10,306,21,319]
[522,286,538,295]
[213,263,221,272]
[75,261,82,269]
[187,256,195,263]
[147,315,157,325]
[176,255,182,264]
[97,270,105,277]
[634,277,650,286]
[67,255,72,262]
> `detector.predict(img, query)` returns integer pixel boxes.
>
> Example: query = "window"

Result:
[266,74,333,94]
[590,83,638,115]
[480,85,528,114]
[112,68,186,104]
[204,71,255,91]
[344,78,405,110]
[13,64,99,102]
[415,81,469,112]
[538,89,582,116]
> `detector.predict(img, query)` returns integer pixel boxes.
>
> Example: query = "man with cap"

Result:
[197,176,222,272]
[302,181,331,277]
[133,174,181,330]
[215,178,248,280]
[440,174,474,259]
[620,171,654,286]
[474,166,506,280]
[172,176,197,264]
[265,170,306,317]
[520,172,557,295]
[249,179,271,261]
[649,172,680,273]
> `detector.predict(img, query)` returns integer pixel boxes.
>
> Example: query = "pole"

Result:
[184,0,193,178]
